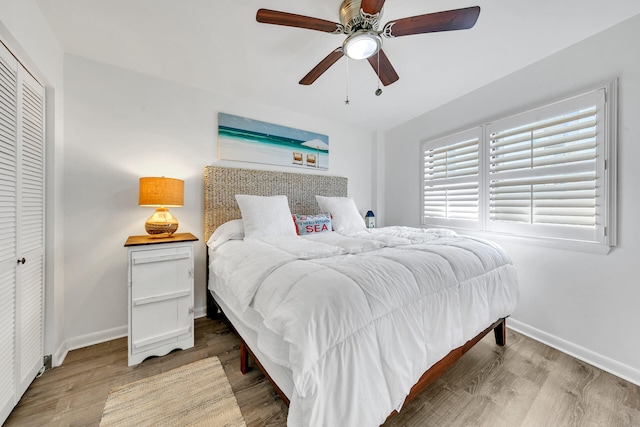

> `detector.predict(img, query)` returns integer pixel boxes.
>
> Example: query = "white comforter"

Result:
[209,227,519,427]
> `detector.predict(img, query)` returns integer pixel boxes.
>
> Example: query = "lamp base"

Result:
[145,207,179,238]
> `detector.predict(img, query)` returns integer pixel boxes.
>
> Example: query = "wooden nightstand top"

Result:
[124,232,199,247]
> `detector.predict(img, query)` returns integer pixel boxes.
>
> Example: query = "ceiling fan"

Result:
[256,0,480,87]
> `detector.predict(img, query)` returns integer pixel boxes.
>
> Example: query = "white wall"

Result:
[62,55,375,349]
[384,14,640,385]
[0,0,66,366]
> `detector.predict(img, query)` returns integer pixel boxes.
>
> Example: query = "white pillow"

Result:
[315,196,366,234]
[207,219,245,249]
[235,194,297,239]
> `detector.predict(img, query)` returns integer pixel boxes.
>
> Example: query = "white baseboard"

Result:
[508,318,640,387]
[194,305,207,319]
[52,341,68,368]
[65,325,128,353]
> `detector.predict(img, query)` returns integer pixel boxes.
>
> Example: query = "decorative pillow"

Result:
[315,196,366,234]
[292,213,332,235]
[206,219,245,249]
[235,194,297,239]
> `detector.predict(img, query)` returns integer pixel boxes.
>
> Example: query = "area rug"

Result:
[100,357,246,426]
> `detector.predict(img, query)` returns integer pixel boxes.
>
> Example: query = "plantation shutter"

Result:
[486,89,607,243]
[422,128,481,229]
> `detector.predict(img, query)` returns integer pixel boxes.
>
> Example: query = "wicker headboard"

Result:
[204,166,348,240]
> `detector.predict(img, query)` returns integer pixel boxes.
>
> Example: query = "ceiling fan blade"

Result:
[383,6,480,38]
[299,48,344,85]
[257,9,343,34]
[360,0,386,15]
[367,49,399,86]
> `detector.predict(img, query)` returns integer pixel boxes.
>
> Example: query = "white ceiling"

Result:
[36,0,640,131]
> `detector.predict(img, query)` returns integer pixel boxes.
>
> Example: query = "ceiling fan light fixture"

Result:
[256,3,480,86]
[343,31,382,60]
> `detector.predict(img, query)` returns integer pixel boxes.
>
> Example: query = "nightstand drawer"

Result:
[131,247,193,299]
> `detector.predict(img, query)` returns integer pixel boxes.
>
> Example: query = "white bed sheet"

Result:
[208,227,519,427]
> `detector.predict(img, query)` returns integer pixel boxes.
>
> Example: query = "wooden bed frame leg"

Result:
[240,339,249,374]
[494,318,506,346]
[206,291,221,319]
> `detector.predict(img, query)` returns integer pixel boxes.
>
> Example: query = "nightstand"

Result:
[124,232,199,366]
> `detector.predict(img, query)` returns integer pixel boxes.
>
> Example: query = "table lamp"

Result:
[138,177,184,237]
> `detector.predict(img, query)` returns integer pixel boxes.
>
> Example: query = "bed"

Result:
[204,166,519,427]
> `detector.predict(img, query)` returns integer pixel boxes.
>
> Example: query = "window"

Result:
[421,82,617,247]
[422,128,481,230]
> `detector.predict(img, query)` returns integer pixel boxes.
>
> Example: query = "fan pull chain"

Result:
[345,57,350,105]
[375,52,382,96]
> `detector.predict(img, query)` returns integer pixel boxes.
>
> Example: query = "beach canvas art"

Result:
[218,113,329,170]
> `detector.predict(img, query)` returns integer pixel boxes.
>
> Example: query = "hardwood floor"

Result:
[6,317,640,426]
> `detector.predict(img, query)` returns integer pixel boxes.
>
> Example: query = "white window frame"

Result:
[420,80,617,250]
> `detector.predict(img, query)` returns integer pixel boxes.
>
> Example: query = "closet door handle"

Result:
[17,257,25,265]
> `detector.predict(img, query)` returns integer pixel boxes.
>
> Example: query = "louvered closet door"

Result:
[0,40,45,425]
[15,66,45,399]
[0,42,19,425]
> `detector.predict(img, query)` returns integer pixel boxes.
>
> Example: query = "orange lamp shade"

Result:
[139,177,184,207]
